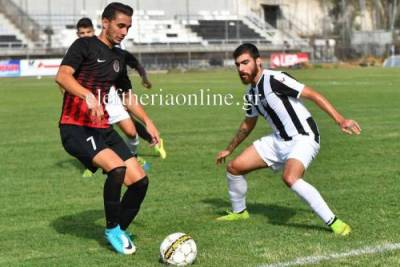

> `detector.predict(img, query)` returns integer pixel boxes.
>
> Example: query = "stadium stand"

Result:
[0,13,27,48]
[188,20,263,42]
[0,0,41,47]
[126,10,203,45]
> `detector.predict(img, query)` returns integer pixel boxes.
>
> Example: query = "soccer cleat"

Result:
[216,210,250,221]
[104,225,136,254]
[137,156,150,171]
[82,169,93,178]
[154,138,167,159]
[330,219,351,236]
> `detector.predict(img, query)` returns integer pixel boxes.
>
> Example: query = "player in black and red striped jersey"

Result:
[55,2,158,254]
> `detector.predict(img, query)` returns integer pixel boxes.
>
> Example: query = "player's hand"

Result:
[216,150,232,165]
[142,79,152,89]
[85,92,104,124]
[339,119,361,135]
[145,120,160,145]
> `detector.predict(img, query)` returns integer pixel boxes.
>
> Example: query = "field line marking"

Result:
[259,242,400,267]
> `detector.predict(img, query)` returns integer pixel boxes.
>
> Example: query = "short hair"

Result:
[76,17,93,29]
[233,43,260,60]
[102,2,133,20]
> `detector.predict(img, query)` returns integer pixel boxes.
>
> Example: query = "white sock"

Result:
[291,179,335,225]
[227,172,247,213]
[126,135,139,155]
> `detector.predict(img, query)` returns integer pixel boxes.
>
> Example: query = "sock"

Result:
[291,178,335,225]
[126,134,139,155]
[104,167,126,229]
[227,172,247,213]
[119,176,149,230]
[134,119,152,143]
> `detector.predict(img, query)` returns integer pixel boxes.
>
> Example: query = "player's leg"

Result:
[60,125,135,254]
[117,118,139,154]
[106,86,140,156]
[133,118,152,143]
[134,118,166,159]
[106,129,149,239]
[283,138,351,236]
[119,157,149,232]
[217,145,268,221]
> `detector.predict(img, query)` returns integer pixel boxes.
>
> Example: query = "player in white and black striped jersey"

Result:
[216,43,361,236]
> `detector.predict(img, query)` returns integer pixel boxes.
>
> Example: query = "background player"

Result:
[216,43,361,236]
[56,2,159,254]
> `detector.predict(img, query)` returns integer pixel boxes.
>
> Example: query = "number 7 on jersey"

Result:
[86,136,97,150]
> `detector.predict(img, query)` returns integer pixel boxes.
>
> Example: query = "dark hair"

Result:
[76,17,93,29]
[102,2,133,20]
[233,43,260,59]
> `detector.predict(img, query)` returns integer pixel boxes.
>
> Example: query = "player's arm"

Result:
[136,64,152,89]
[125,51,152,89]
[216,116,258,164]
[123,90,160,144]
[301,86,361,135]
[55,66,103,120]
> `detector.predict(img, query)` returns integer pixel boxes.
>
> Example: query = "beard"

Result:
[239,67,258,85]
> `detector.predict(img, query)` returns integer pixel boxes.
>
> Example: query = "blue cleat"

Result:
[104,225,136,255]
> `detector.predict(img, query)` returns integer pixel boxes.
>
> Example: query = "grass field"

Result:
[0,67,399,266]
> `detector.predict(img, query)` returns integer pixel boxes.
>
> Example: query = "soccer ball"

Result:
[160,232,197,266]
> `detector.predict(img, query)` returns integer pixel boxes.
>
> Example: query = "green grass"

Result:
[0,68,400,266]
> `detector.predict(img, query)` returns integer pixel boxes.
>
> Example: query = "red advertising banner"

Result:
[270,53,309,68]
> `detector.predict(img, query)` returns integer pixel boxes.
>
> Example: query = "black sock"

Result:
[133,119,153,143]
[104,166,126,229]
[120,176,149,230]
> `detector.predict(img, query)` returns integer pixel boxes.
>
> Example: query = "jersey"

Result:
[245,69,320,143]
[59,36,132,128]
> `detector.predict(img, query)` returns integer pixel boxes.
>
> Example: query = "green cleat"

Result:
[154,138,167,159]
[82,169,93,178]
[137,156,150,171]
[330,219,351,236]
[216,210,250,221]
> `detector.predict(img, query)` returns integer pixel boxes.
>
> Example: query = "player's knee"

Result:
[282,174,299,187]
[227,160,243,175]
[124,129,137,139]
[107,166,126,185]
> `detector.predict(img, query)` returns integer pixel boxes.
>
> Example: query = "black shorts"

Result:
[60,124,134,172]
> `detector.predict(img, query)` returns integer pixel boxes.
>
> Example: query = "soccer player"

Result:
[74,17,166,177]
[216,43,361,236]
[56,2,159,254]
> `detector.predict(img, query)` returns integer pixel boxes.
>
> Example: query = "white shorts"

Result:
[253,134,320,171]
[106,86,130,125]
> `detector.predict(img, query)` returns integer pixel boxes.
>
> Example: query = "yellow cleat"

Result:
[216,210,250,221]
[155,138,167,159]
[330,219,351,236]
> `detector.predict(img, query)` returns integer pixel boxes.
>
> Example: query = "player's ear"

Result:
[102,18,109,30]
[256,57,262,68]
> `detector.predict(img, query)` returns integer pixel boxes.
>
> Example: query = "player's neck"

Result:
[97,32,113,48]
[251,69,264,87]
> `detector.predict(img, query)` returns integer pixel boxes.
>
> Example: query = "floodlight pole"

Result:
[186,0,191,68]
[390,0,397,59]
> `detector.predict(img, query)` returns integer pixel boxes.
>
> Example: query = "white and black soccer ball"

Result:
[160,232,197,266]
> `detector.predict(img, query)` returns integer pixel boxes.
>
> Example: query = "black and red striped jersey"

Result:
[59,36,132,128]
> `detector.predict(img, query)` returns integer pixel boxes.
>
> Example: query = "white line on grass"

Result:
[259,242,400,267]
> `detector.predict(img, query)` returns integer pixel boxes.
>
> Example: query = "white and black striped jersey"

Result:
[244,69,320,143]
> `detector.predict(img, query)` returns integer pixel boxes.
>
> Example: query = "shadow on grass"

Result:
[203,198,330,233]
[55,159,85,171]
[50,209,107,248]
